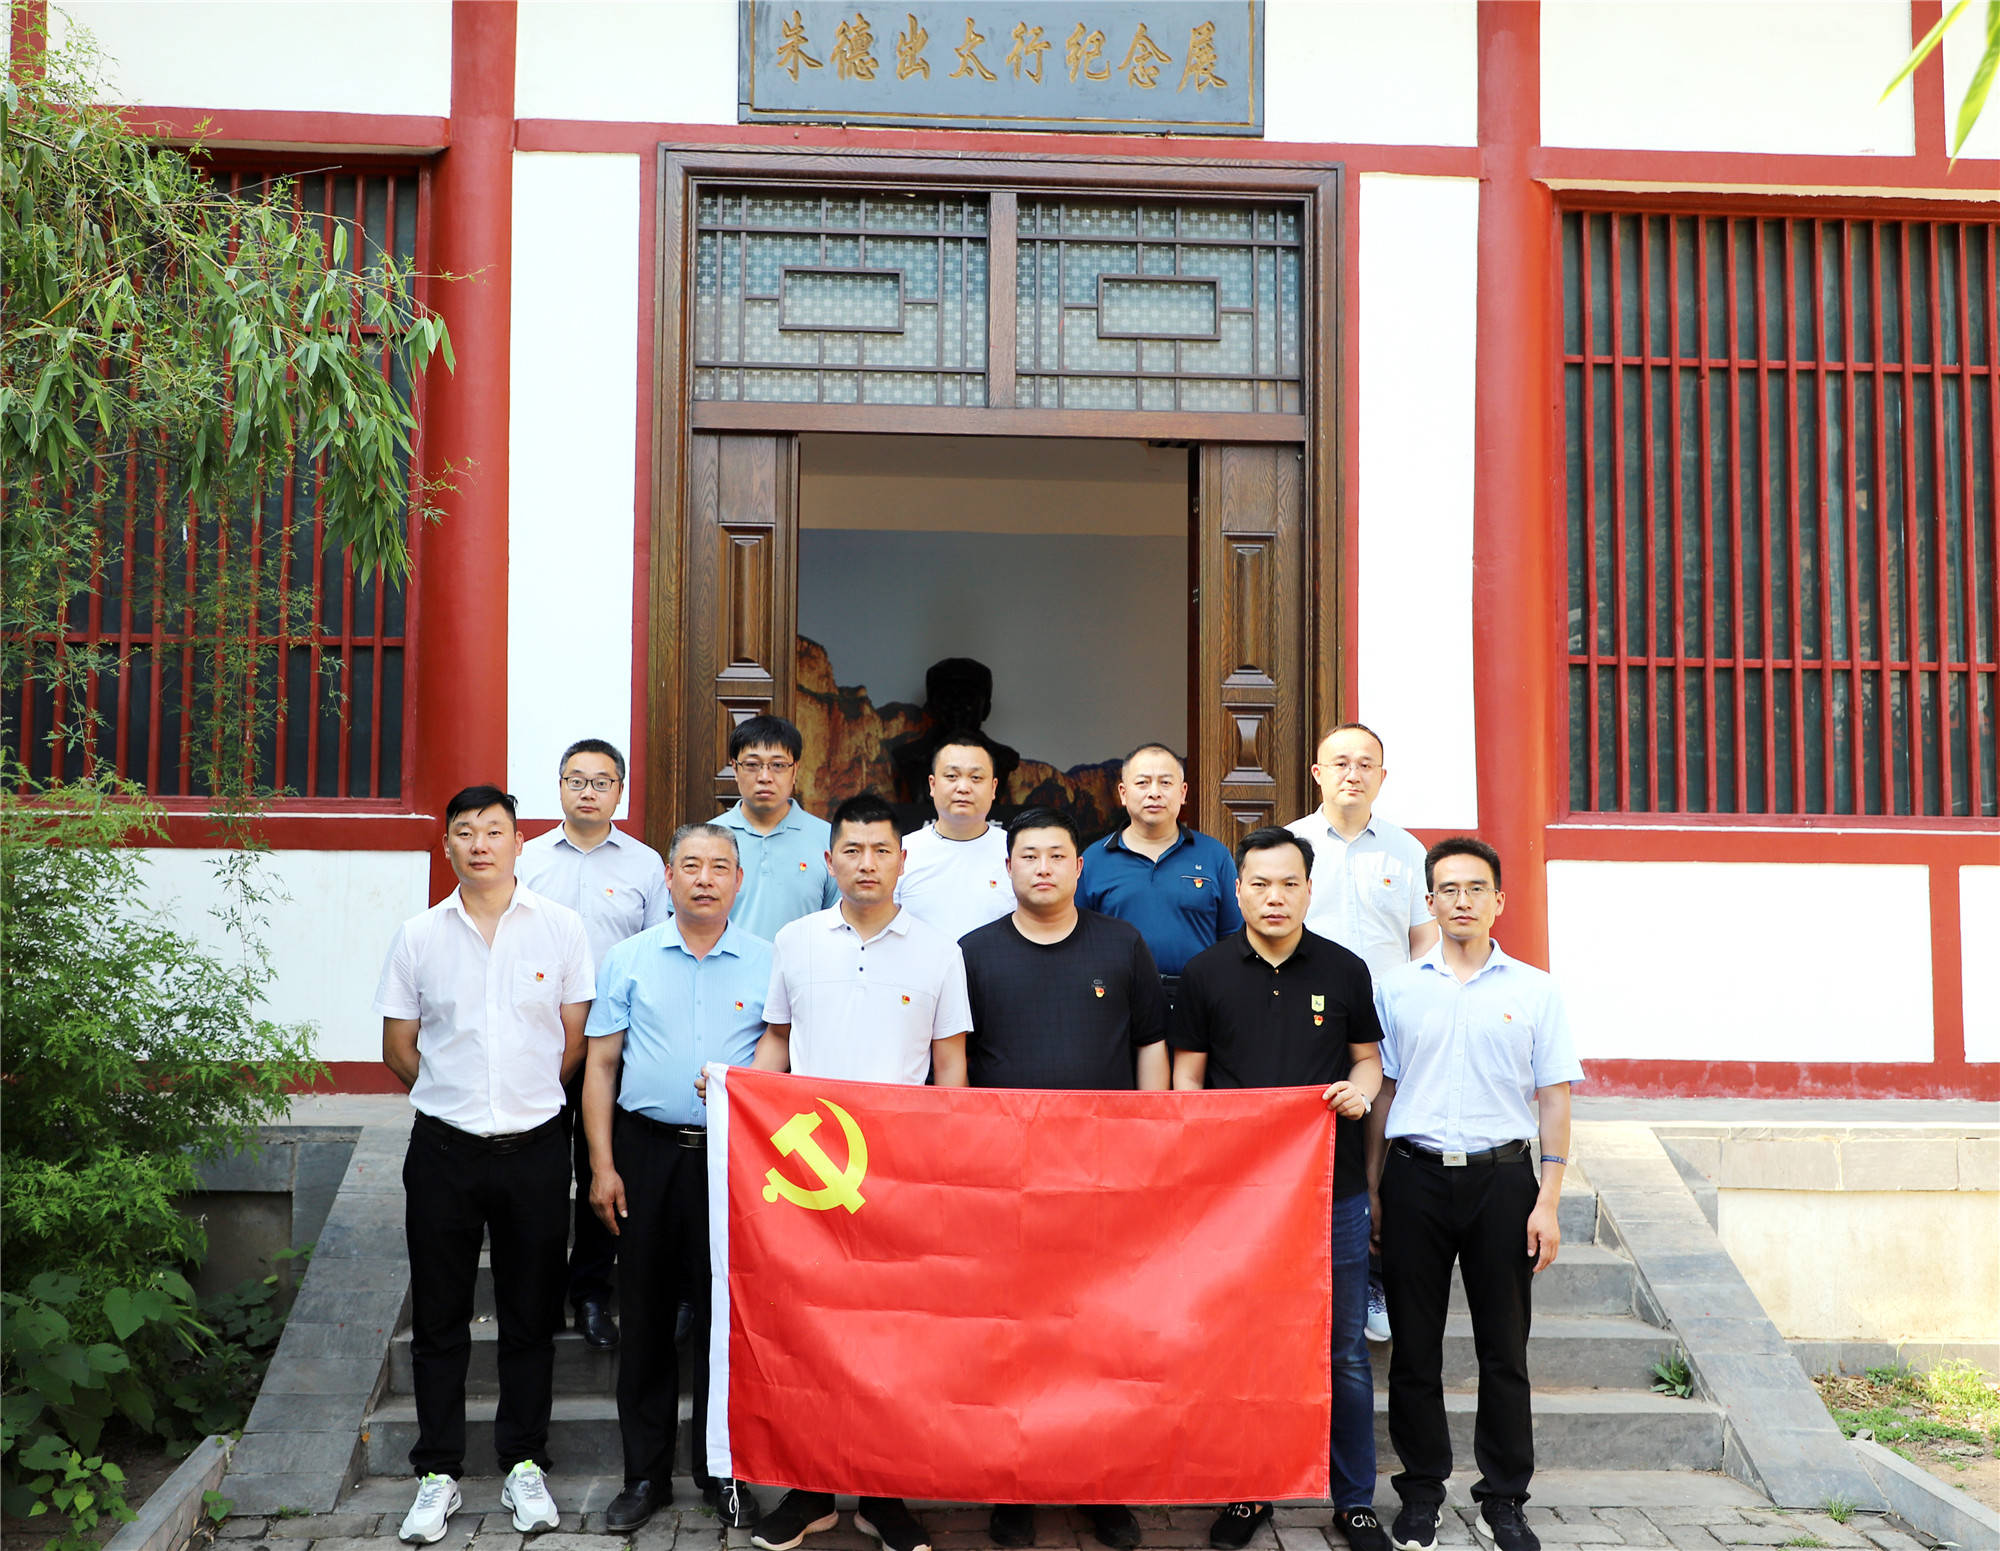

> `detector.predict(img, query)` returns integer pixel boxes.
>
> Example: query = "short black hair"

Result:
[1120,741,1185,775]
[559,738,626,783]
[829,791,900,844]
[445,785,518,828]
[1005,806,1081,855]
[1236,825,1313,875]
[1425,836,1501,892]
[729,715,804,763]
[1316,722,1386,762]
[931,731,997,774]
[668,821,740,866]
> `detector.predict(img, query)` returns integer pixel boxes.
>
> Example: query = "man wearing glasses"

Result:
[520,738,670,1349]
[714,716,839,941]
[1365,838,1582,1551]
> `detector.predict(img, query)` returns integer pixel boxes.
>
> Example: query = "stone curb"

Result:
[1849,1436,2000,1548]
[104,1435,232,1551]
[1576,1122,1887,1514]
[221,1112,414,1516]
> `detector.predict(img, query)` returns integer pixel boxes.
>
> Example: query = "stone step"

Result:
[362,1386,1721,1479]
[388,1308,1671,1399]
[1445,1243,1636,1317]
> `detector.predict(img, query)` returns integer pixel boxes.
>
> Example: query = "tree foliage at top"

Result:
[0,26,452,804]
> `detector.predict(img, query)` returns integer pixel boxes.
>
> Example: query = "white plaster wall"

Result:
[1962,865,2000,1062]
[139,848,431,1064]
[55,1,450,117]
[515,0,735,124]
[1943,9,2000,161]
[1541,1,1915,157]
[1548,860,1934,1063]
[1265,1,1476,146]
[1354,173,1479,830]
[507,152,643,821]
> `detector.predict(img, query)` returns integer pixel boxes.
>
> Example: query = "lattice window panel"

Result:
[693,189,989,406]
[6,166,422,800]
[1015,197,1303,413]
[1563,208,1999,819]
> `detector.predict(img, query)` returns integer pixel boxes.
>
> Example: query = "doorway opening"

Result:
[792,434,1190,839]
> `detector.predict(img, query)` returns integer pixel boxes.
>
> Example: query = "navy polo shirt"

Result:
[1077,825,1243,976]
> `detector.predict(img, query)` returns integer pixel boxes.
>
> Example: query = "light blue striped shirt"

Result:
[714,800,840,943]
[586,918,773,1126]
[1375,940,1584,1154]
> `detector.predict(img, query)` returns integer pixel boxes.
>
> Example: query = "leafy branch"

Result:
[1884,0,2000,162]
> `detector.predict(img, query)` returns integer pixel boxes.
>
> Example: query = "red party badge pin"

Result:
[1313,1014,1324,1026]
[901,994,911,1005]
[535,971,545,982]
[799,860,809,871]
[1092,979,1106,998]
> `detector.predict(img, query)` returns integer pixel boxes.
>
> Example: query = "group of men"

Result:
[376,715,1581,1551]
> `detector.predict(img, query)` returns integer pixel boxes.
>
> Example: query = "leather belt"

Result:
[1392,1138,1534,1168]
[413,1110,564,1154]
[616,1106,707,1149]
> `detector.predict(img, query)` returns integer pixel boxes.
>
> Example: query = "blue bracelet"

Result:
[1540,1153,1567,1165]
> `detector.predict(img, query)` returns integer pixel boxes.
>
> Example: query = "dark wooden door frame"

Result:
[647,143,1343,847]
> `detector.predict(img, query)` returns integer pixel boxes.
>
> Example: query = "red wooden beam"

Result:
[1471,0,1556,967]
[415,0,518,898]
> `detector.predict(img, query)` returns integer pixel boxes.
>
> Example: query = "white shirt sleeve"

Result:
[1530,979,1586,1089]
[372,924,421,1020]
[1373,979,1403,1082]
[764,930,797,1024]
[933,942,972,1038]
[560,912,596,1004]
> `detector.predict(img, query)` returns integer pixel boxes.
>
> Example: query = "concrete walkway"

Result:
[216,1472,1944,1551]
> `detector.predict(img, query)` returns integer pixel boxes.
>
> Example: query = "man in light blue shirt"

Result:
[713,715,839,941]
[581,822,770,1538]
[1365,836,1582,1551]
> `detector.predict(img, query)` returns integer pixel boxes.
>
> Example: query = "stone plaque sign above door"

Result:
[738,1,1263,135]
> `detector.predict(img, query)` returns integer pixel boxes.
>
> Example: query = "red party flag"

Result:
[704,1066,1332,1504]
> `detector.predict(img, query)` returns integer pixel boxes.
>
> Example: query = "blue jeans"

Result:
[1331,1189,1377,1510]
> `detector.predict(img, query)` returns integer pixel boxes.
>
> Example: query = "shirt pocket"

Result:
[514,961,561,1011]
[882,980,938,1025]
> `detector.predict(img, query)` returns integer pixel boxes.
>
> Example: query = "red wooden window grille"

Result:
[1562,208,1999,819]
[6,163,428,802]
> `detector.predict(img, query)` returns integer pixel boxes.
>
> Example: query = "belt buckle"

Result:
[1442,1149,1469,1168]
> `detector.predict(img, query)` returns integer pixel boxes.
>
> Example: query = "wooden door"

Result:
[677,432,799,822]
[1192,443,1308,837]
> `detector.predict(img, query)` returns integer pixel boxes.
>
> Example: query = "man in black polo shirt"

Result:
[959,807,1169,1549]
[1170,827,1386,1551]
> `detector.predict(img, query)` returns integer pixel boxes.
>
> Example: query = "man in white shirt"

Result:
[376,786,594,1544]
[518,738,669,1350]
[745,792,969,1551]
[894,734,1015,943]
[1286,723,1438,1343]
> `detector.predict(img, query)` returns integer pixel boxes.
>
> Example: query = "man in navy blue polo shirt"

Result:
[1078,743,1241,1004]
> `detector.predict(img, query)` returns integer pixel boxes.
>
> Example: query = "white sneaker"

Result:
[1365,1281,1391,1343]
[501,1459,560,1533]
[398,1474,461,1544]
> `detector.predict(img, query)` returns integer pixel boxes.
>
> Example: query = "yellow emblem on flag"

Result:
[763,1100,868,1214]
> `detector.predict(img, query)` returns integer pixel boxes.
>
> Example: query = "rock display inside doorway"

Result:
[794,636,1122,840]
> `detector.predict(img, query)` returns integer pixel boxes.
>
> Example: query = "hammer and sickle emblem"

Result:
[762,1100,869,1213]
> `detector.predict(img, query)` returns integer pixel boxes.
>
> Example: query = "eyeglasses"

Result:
[1319,758,1379,775]
[1431,883,1494,902]
[562,775,619,793]
[735,758,795,775]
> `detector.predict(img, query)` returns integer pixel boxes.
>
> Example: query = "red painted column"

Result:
[417,1,517,899]
[1472,2,1557,968]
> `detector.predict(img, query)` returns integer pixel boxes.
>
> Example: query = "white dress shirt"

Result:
[765,905,972,1086]
[518,823,670,970]
[1374,940,1585,1154]
[373,883,595,1135]
[895,821,1015,943]
[1285,810,1431,981]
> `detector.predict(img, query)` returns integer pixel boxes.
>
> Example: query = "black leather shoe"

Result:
[703,1478,763,1529]
[574,1297,619,1349]
[1086,1506,1142,1550]
[990,1504,1035,1547]
[605,1480,663,1533]
[1210,1502,1273,1549]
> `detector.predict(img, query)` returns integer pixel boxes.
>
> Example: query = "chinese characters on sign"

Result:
[740,2,1262,134]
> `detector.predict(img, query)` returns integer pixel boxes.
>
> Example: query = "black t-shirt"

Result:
[1170,928,1383,1198]
[960,909,1169,1090]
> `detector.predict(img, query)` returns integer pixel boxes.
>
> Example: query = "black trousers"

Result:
[564,1067,617,1307]
[612,1110,714,1488]
[403,1115,569,1478]
[1378,1146,1538,1508]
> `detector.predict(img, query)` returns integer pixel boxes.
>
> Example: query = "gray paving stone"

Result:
[524,1535,630,1549]
[1647,1510,1748,1526]
[1659,1527,1728,1551]
[1592,1508,1672,1545]
[244,1391,374,1433]
[261,1510,380,1537]
[289,1540,390,1551]
[273,1320,398,1361]
[1275,1526,1330,1551]
[215,1517,272,1537]
[227,1429,363,1477]
[1779,1515,1870,1548]
[256,1356,390,1396]
[1856,1532,1927,1551]
[1706,1526,1797,1545]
